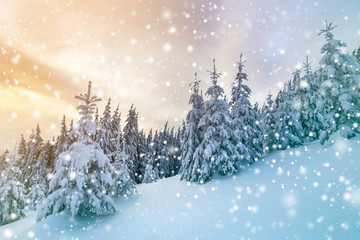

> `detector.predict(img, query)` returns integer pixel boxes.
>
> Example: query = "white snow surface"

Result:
[1,136,360,239]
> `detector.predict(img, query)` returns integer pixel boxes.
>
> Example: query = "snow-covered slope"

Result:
[1,136,360,240]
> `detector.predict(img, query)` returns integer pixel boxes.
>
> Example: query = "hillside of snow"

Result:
[1,136,360,240]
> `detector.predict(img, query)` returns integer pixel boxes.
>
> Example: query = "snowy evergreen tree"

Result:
[122,104,139,181]
[55,115,69,157]
[136,129,147,182]
[0,152,25,225]
[37,81,116,222]
[316,21,360,144]
[142,163,156,184]
[261,91,278,152]
[96,98,114,155]
[108,127,137,198]
[188,60,242,183]
[273,84,303,150]
[110,104,122,154]
[0,149,10,172]
[180,73,205,181]
[167,127,181,174]
[352,46,360,63]
[230,54,263,162]
[94,107,100,126]
[110,150,137,198]
[144,129,159,181]
[17,134,27,159]
[37,140,55,183]
[68,119,77,145]
[152,130,161,178]
[26,172,46,210]
[157,122,173,179]
[21,125,43,189]
[293,57,324,142]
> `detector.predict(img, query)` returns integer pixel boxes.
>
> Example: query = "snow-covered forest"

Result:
[0,20,359,239]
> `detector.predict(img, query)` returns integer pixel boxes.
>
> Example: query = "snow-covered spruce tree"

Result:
[190,59,242,183]
[16,134,27,167]
[168,126,181,174]
[352,46,360,63]
[273,83,302,150]
[316,21,360,144]
[108,131,137,198]
[144,129,159,181]
[230,54,263,162]
[261,91,279,152]
[96,98,115,155]
[55,115,69,157]
[21,125,43,189]
[157,122,173,179]
[42,139,56,175]
[37,81,116,222]
[122,104,139,181]
[0,152,26,225]
[26,172,46,210]
[68,119,77,145]
[180,73,205,181]
[293,57,323,142]
[110,104,122,154]
[33,139,55,188]
[0,149,10,172]
[136,129,147,182]
[17,134,27,156]
[152,131,162,179]
[111,151,137,198]
[94,107,100,126]
[142,163,156,184]
[167,127,176,174]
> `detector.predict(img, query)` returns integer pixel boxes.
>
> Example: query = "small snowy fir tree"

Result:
[316,21,360,144]
[31,142,50,188]
[122,104,139,181]
[0,149,10,172]
[16,134,27,167]
[68,119,77,145]
[157,122,173,179]
[352,46,360,64]
[42,139,56,176]
[273,83,302,150]
[230,54,263,162]
[96,98,115,155]
[136,129,147,181]
[108,129,137,198]
[37,81,116,222]
[142,163,156,184]
[26,172,46,210]
[55,115,69,157]
[94,107,100,126]
[293,57,324,142]
[21,125,43,189]
[111,150,137,198]
[144,129,160,181]
[180,73,205,181]
[0,152,25,225]
[110,104,122,155]
[190,59,242,183]
[261,91,278,152]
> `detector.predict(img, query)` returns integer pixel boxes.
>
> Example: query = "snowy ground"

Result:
[1,136,360,240]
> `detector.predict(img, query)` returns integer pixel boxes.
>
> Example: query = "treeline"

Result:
[0,21,359,225]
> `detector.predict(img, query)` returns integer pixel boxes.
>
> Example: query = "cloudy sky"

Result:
[0,0,360,150]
